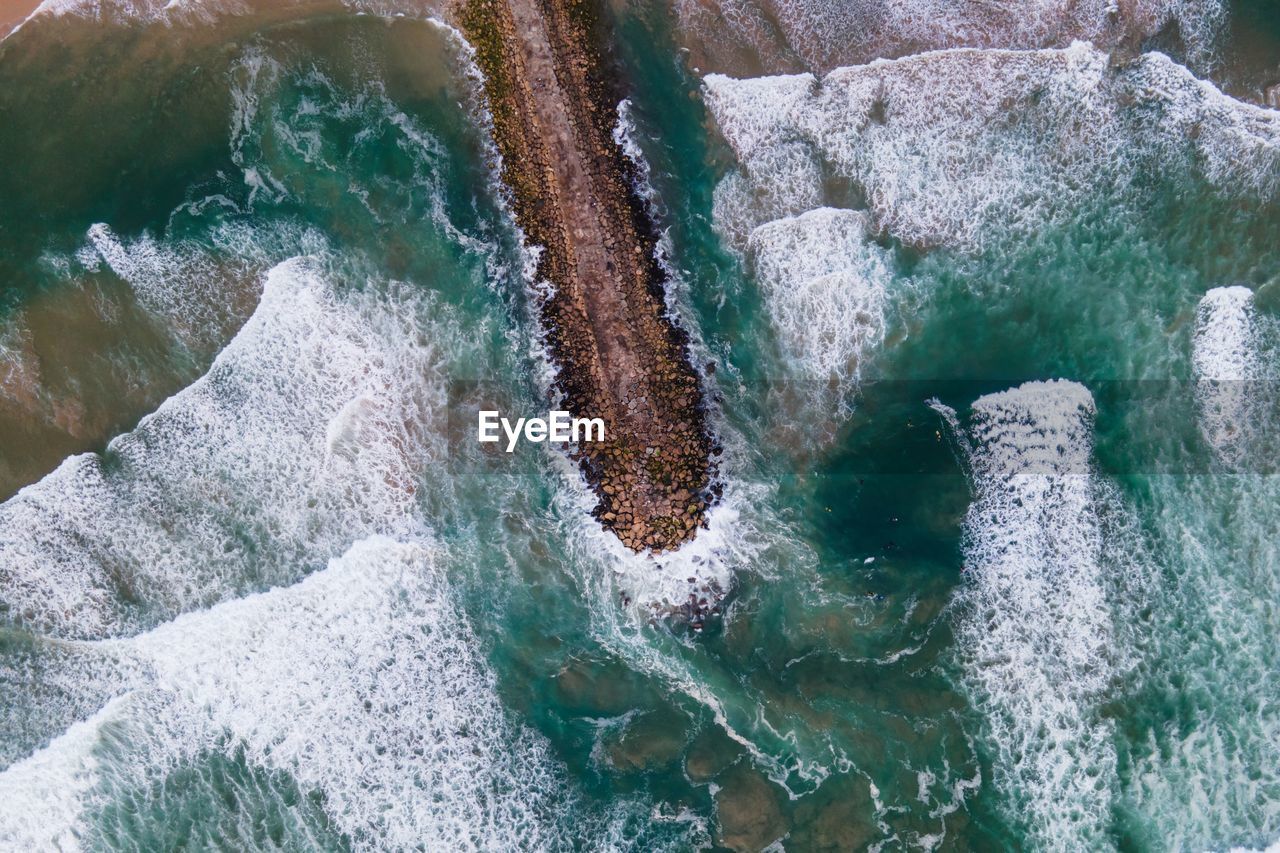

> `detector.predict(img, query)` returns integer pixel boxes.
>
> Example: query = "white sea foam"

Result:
[546,443,738,615]
[1192,285,1261,464]
[747,207,891,392]
[1194,287,1258,382]
[675,0,1225,75]
[123,536,581,850]
[613,99,657,206]
[0,537,600,851]
[708,74,824,253]
[705,44,1280,252]
[953,380,1120,849]
[0,695,130,849]
[0,257,448,639]
[1122,470,1280,848]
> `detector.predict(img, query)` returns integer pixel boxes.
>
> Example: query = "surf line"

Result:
[478,410,605,453]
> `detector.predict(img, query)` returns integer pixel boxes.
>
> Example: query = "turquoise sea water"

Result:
[1,1,1278,850]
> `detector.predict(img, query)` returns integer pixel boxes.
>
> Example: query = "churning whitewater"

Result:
[950,381,1120,850]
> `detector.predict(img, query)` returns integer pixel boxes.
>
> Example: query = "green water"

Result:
[1,1,1278,850]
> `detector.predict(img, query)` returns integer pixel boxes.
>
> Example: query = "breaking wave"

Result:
[0,537,609,851]
[705,44,1280,253]
[673,0,1225,76]
[0,258,450,639]
[746,207,892,396]
[1192,285,1279,466]
[947,380,1128,849]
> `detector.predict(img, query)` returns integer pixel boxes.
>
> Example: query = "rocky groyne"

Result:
[455,0,716,552]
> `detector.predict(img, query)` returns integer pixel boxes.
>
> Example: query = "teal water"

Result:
[1,0,1278,850]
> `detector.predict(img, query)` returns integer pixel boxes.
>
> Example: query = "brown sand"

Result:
[0,0,43,39]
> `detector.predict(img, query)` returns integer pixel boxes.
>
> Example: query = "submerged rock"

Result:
[713,764,788,851]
